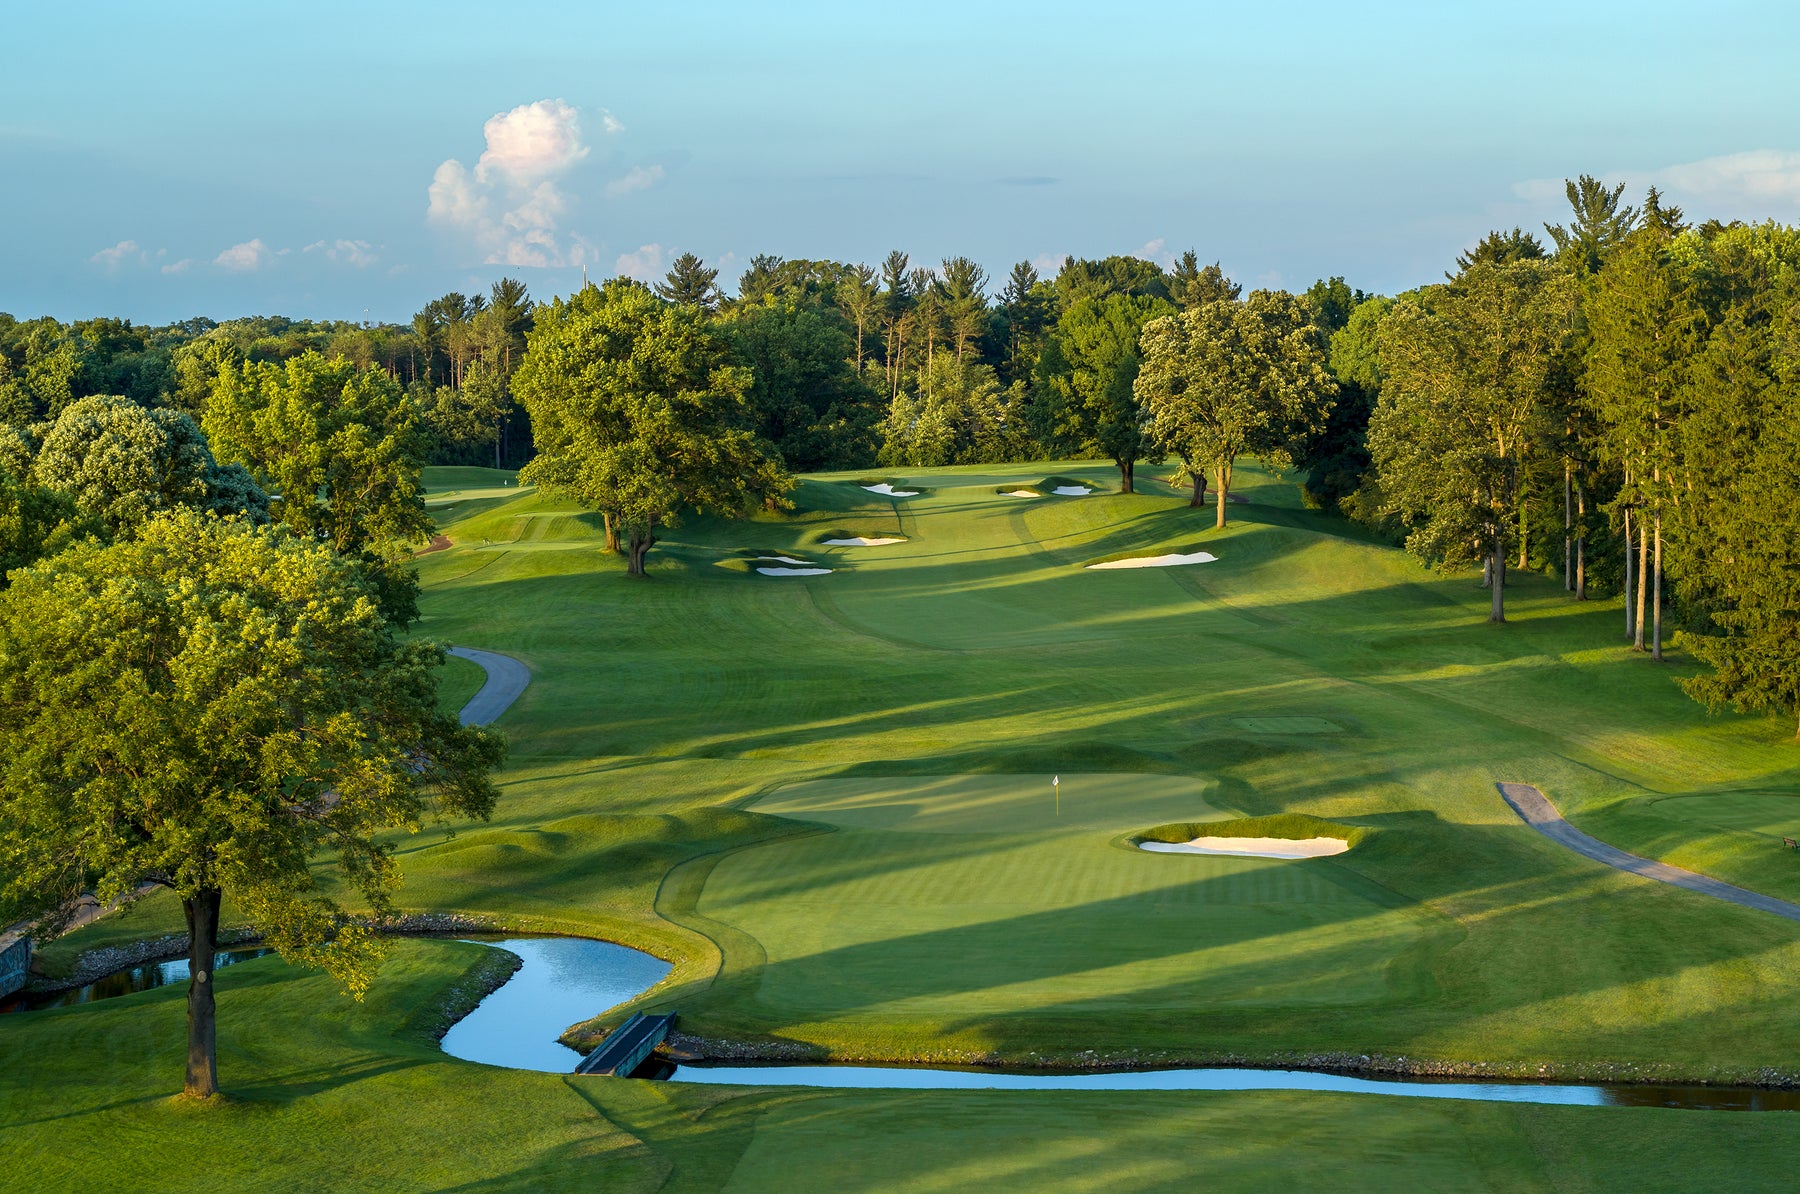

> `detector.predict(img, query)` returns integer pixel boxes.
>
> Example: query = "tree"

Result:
[33,394,269,533]
[0,508,504,1097]
[1136,291,1335,524]
[995,261,1051,383]
[515,281,793,575]
[1582,230,1703,657]
[1545,175,1639,276]
[1036,293,1174,493]
[1366,262,1575,622]
[656,253,722,312]
[1306,296,1392,514]
[1674,287,1800,733]
[203,352,433,556]
[1168,252,1241,310]
[0,466,91,582]
[725,299,880,470]
[1453,228,1546,276]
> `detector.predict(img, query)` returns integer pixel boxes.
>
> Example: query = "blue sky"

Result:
[5,0,1799,323]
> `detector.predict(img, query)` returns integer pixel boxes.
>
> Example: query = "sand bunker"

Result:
[756,555,816,566]
[1140,836,1348,859]
[863,483,920,497]
[1052,486,1093,496]
[1003,490,1042,498]
[1086,551,1218,570]
[756,566,833,577]
[823,536,906,547]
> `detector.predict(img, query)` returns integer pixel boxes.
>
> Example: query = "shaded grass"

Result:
[26,456,1800,1185]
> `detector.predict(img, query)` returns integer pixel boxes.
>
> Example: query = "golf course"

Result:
[8,459,1800,1190]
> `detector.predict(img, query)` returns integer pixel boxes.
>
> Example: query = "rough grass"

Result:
[20,457,1800,1187]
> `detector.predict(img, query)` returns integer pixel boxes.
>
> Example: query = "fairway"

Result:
[20,459,1800,1189]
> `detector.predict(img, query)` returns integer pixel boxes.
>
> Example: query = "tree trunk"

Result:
[1651,513,1664,662]
[1490,529,1506,623]
[1563,464,1573,592]
[1214,462,1232,529]
[183,887,222,1099]
[626,522,655,576]
[1118,459,1134,495]
[602,512,620,554]
[1575,481,1587,600]
[1482,558,1492,588]
[1518,500,1528,570]
[1190,471,1206,508]
[1633,517,1650,651]
[1623,506,1635,639]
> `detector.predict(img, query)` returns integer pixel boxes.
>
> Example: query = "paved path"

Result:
[1497,782,1800,923]
[449,646,531,726]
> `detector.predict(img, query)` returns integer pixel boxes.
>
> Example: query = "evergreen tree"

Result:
[655,252,722,312]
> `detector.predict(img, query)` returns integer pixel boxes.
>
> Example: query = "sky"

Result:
[5,0,1799,325]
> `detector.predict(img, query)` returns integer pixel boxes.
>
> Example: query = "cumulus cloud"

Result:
[606,164,665,197]
[90,240,144,269]
[214,239,272,272]
[614,243,665,281]
[599,108,625,135]
[429,98,598,267]
[161,258,193,275]
[304,239,378,267]
[1134,237,1168,264]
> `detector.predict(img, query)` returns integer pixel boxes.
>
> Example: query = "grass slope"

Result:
[14,459,1800,1188]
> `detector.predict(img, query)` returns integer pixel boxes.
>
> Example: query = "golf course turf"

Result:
[9,459,1800,1189]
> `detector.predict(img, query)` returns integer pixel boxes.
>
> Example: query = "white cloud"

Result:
[1513,149,1800,221]
[214,239,272,272]
[614,243,664,281]
[304,238,378,267]
[475,99,588,185]
[1652,149,1800,207]
[606,164,665,197]
[428,98,597,268]
[599,108,625,135]
[90,240,143,269]
[161,258,193,275]
[1133,237,1167,262]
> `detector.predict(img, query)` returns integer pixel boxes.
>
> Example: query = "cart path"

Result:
[449,646,530,726]
[1497,782,1800,923]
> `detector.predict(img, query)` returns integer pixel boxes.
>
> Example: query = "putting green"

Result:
[749,772,1230,834]
[694,773,1438,1030]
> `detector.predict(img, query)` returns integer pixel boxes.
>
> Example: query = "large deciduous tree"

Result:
[515,280,792,575]
[33,394,268,533]
[1136,290,1335,525]
[0,509,503,1098]
[1037,293,1174,493]
[1366,261,1575,622]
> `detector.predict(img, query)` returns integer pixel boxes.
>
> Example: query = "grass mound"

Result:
[1131,813,1369,848]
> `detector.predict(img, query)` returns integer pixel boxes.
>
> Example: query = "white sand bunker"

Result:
[1086,551,1218,570]
[1140,836,1349,859]
[756,566,833,576]
[863,483,919,497]
[824,536,907,547]
[756,555,815,566]
[1003,490,1042,498]
[1052,486,1094,496]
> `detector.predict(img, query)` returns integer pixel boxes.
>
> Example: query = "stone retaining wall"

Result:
[0,937,30,998]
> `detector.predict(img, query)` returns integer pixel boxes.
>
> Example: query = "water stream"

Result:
[1,948,275,1013]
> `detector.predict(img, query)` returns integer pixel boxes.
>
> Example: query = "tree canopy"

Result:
[515,281,792,575]
[0,509,503,1096]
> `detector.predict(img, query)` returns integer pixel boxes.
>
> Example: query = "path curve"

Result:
[1497,782,1800,923]
[449,647,531,727]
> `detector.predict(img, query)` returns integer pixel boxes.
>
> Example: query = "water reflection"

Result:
[667,1062,1800,1113]
[439,937,671,1073]
[1,948,275,1013]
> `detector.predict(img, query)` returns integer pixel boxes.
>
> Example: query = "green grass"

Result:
[18,456,1800,1187]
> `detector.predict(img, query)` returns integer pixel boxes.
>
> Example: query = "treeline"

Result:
[1334,179,1800,733]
